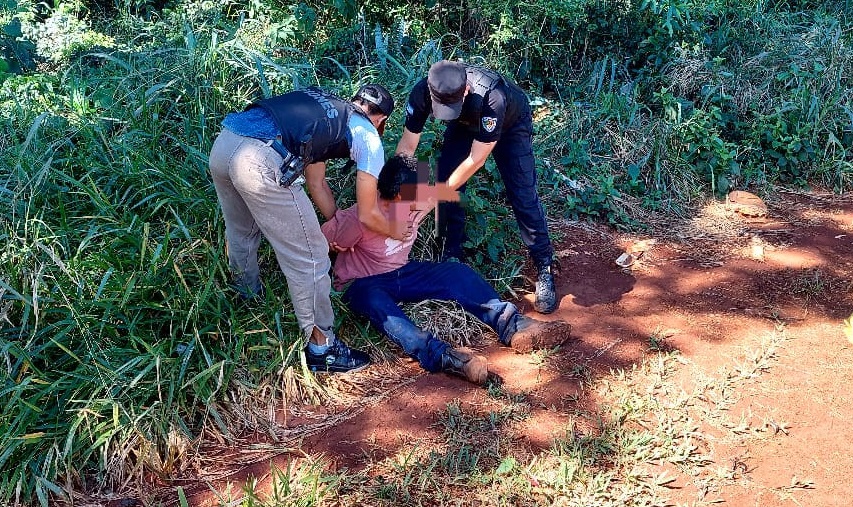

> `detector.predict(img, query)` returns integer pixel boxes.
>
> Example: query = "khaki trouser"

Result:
[209,128,335,342]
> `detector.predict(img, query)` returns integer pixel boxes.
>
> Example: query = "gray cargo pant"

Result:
[209,128,336,342]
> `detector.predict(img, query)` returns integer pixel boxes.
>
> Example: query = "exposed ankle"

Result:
[308,327,335,352]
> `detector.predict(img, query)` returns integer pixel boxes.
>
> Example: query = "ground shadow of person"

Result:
[560,253,637,307]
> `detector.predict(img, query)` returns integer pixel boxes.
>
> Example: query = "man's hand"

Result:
[329,242,352,253]
[389,219,413,241]
[414,181,460,203]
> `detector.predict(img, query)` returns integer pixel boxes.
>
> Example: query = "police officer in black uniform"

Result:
[210,84,403,373]
[396,60,557,314]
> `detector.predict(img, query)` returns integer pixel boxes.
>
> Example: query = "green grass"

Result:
[1,0,851,505]
[226,328,789,507]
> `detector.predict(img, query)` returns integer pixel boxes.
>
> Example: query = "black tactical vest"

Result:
[456,65,534,134]
[252,88,369,164]
[466,66,502,111]
[452,66,499,131]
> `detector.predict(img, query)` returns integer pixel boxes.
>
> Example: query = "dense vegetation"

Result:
[1,0,850,504]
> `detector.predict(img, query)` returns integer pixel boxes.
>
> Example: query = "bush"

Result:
[1,3,36,78]
[19,2,114,63]
[2,1,853,505]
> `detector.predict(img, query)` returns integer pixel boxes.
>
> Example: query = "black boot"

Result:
[440,347,488,384]
[534,264,557,314]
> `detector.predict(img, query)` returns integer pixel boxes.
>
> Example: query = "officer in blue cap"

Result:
[396,61,557,314]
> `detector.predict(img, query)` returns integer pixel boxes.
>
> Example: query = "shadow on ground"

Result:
[171,192,853,506]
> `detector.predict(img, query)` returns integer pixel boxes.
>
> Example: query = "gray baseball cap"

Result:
[427,61,467,120]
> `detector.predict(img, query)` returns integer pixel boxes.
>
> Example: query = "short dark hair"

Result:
[378,154,418,200]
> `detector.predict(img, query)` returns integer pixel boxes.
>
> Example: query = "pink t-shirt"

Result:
[321,201,433,290]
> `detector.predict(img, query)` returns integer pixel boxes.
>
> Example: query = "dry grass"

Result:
[404,299,495,348]
[149,301,495,488]
[5,2,852,504]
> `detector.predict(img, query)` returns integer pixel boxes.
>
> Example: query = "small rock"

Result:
[727,190,768,217]
[615,252,634,268]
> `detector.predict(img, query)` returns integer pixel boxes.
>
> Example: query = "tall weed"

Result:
[1,1,852,504]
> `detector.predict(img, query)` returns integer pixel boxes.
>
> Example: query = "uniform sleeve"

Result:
[475,88,507,143]
[348,116,385,179]
[320,207,364,249]
[403,78,432,134]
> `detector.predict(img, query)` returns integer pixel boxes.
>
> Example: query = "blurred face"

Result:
[372,114,389,135]
[386,182,429,230]
[382,159,460,230]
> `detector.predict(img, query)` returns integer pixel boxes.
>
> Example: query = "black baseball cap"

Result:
[354,84,395,116]
[427,60,468,120]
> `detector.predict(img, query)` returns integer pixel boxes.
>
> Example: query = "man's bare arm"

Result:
[304,162,337,220]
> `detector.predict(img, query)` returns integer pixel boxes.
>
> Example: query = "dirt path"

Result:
[177,191,853,507]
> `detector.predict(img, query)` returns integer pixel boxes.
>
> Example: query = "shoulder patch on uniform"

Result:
[406,102,414,116]
[481,116,497,133]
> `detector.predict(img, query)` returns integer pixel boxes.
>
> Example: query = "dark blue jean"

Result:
[343,261,520,372]
[436,112,553,267]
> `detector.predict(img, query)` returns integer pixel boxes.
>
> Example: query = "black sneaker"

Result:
[305,340,371,373]
[534,265,557,314]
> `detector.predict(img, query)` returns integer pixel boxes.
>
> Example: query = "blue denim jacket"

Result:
[221,107,280,140]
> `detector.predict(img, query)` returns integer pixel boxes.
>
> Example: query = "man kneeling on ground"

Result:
[321,154,572,384]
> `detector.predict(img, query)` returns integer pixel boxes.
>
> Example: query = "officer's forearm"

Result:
[395,128,421,156]
[446,140,496,190]
[309,182,338,220]
[358,205,395,237]
[447,157,484,191]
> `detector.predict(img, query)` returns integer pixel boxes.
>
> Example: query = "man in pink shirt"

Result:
[321,155,571,384]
